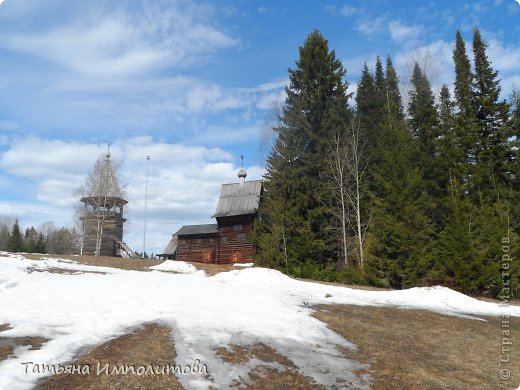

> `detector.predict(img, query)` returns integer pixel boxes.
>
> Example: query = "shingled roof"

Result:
[160,234,178,256]
[175,224,218,236]
[212,179,262,218]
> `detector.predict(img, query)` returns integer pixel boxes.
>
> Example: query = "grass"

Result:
[21,253,237,275]
[215,342,324,389]
[22,253,164,272]
[34,304,519,389]
[314,304,520,389]
[37,323,183,390]
[0,324,47,365]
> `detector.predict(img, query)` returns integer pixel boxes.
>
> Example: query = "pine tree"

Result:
[255,30,351,274]
[7,220,24,252]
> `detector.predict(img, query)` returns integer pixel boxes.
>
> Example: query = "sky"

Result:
[0,0,519,256]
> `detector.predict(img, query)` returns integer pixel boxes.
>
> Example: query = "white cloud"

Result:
[0,136,264,255]
[487,39,520,73]
[388,20,423,43]
[1,2,238,79]
[340,4,363,16]
[358,16,386,36]
[394,40,454,88]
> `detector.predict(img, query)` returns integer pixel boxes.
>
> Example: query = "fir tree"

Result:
[356,63,380,158]
[367,56,434,288]
[35,232,47,254]
[255,30,351,273]
[471,29,512,198]
[7,220,24,252]
[452,30,476,184]
[24,227,38,253]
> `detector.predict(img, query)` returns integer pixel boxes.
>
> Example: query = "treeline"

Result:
[0,217,79,255]
[254,29,519,298]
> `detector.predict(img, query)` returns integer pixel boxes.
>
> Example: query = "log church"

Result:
[159,167,262,264]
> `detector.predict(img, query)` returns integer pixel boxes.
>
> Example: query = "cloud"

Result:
[0,136,264,254]
[1,1,238,79]
[358,16,386,36]
[388,20,423,43]
[487,39,520,73]
[340,4,363,16]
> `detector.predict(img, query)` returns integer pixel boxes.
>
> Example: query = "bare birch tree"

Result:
[325,119,370,268]
[326,129,351,267]
[344,119,370,268]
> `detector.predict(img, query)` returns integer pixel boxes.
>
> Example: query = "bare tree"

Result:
[325,119,370,268]
[344,119,371,268]
[325,128,351,267]
[403,48,441,107]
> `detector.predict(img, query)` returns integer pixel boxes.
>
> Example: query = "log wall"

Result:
[176,234,218,263]
[81,217,124,257]
[216,215,254,264]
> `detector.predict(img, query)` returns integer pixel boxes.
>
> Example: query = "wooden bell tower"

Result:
[80,146,127,257]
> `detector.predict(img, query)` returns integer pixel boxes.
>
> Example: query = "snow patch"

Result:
[233,262,254,267]
[149,260,205,275]
[0,254,518,389]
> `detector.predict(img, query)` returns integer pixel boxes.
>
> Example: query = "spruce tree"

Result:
[452,30,476,184]
[408,62,439,162]
[255,30,351,274]
[356,63,380,158]
[35,232,47,254]
[366,56,434,288]
[7,220,24,252]
[24,227,38,253]
[471,29,512,198]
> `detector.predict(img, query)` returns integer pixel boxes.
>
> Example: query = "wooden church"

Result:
[160,167,262,264]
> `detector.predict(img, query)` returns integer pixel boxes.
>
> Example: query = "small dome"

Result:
[237,167,247,179]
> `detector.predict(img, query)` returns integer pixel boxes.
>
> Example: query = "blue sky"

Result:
[0,0,519,255]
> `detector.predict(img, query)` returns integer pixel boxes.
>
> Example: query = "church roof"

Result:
[212,179,262,218]
[175,224,218,236]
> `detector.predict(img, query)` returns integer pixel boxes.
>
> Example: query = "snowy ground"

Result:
[0,252,519,389]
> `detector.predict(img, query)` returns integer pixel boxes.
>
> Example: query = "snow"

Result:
[0,252,519,389]
[233,262,254,267]
[149,260,205,275]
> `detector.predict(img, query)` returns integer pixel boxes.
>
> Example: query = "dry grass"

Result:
[21,253,237,276]
[0,324,47,364]
[37,323,184,390]
[215,342,324,389]
[314,304,520,389]
[23,253,164,271]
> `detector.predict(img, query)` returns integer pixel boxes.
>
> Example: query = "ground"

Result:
[0,252,519,389]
